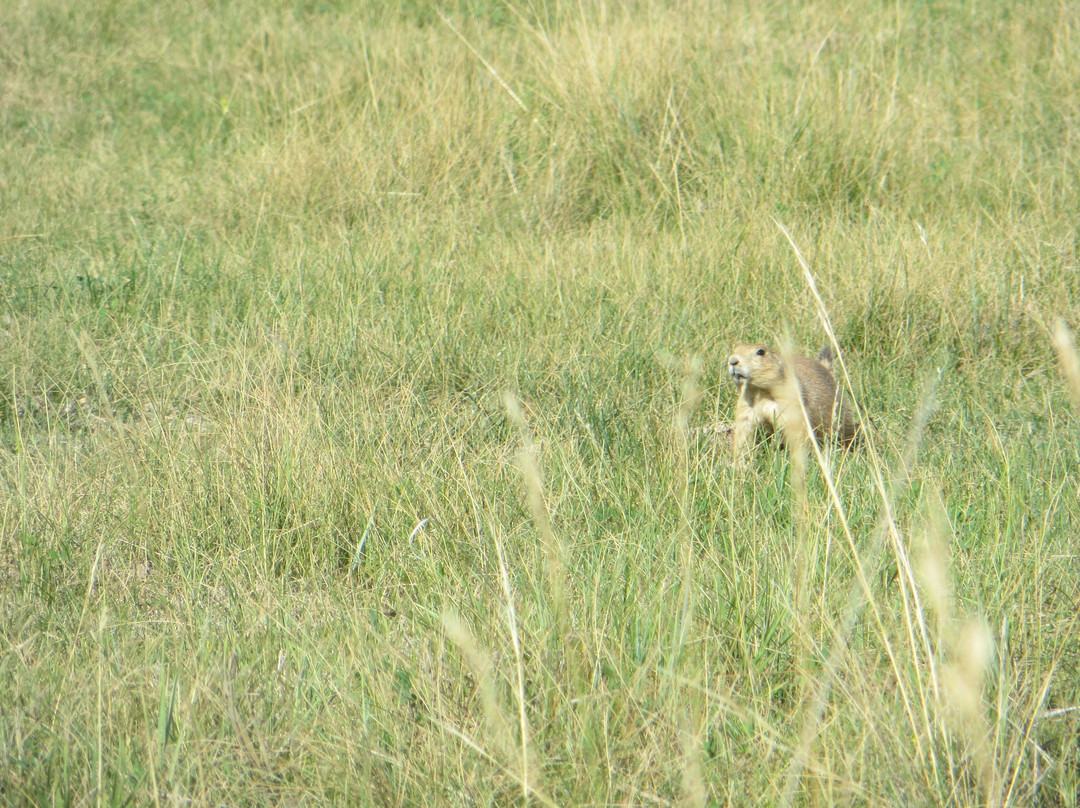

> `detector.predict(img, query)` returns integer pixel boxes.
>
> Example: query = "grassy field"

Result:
[2,0,1080,804]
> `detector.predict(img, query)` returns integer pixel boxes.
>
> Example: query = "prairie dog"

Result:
[728,343,856,462]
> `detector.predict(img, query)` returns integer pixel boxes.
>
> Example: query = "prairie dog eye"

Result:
[755,348,766,356]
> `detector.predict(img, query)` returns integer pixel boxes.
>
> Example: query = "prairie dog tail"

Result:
[816,344,835,370]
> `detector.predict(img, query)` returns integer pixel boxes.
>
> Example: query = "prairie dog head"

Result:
[728,344,784,389]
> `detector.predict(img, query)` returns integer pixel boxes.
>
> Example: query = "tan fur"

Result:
[728,343,856,463]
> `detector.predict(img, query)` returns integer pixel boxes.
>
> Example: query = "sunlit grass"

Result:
[1,0,1079,805]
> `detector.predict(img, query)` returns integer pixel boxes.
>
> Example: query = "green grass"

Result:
[2,0,1080,804]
